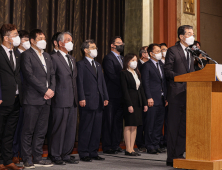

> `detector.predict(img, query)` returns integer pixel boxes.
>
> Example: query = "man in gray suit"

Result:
[20,29,55,168]
[49,32,78,165]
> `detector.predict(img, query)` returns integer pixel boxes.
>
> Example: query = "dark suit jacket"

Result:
[137,60,144,72]
[51,51,78,107]
[50,49,57,55]
[21,47,55,105]
[77,57,109,110]
[120,70,147,107]
[164,43,195,103]
[102,51,123,99]
[141,59,167,106]
[0,46,22,106]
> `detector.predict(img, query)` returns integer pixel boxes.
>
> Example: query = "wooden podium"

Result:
[173,64,222,170]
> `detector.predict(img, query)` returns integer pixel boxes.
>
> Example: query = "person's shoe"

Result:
[64,159,79,164]
[0,164,7,170]
[156,148,163,153]
[53,160,66,165]
[33,160,53,167]
[132,152,141,156]
[91,156,105,161]
[125,151,137,156]
[160,147,167,152]
[5,163,24,169]
[138,147,147,152]
[166,161,173,167]
[103,149,118,154]
[23,161,35,169]
[147,149,157,154]
[12,157,20,164]
[115,147,123,152]
[80,157,92,162]
[70,155,75,159]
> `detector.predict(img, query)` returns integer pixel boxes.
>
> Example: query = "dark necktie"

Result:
[65,54,73,74]
[9,51,15,70]
[156,63,162,78]
[91,60,97,76]
[117,56,123,68]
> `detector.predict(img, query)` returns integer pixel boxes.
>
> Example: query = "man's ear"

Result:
[84,48,89,54]
[30,39,35,45]
[111,44,115,49]
[179,35,184,41]
[54,40,58,47]
[4,36,9,42]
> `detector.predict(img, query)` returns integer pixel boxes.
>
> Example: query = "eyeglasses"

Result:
[88,47,98,50]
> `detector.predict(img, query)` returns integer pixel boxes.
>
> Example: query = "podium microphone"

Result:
[186,47,204,69]
[192,45,218,64]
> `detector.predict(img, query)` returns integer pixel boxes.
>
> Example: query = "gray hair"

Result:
[81,39,95,53]
[57,31,72,43]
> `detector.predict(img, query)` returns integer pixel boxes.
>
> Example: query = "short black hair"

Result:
[0,23,17,40]
[147,43,160,57]
[81,39,95,53]
[177,25,193,40]
[159,43,167,47]
[18,30,29,39]
[110,36,122,45]
[51,32,61,47]
[194,41,201,47]
[29,29,45,42]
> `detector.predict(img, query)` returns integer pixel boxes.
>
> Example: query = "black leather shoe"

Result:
[70,155,75,159]
[80,157,92,162]
[115,147,123,152]
[166,161,173,167]
[53,160,66,165]
[156,148,163,153]
[125,151,137,156]
[103,149,118,154]
[132,152,141,156]
[64,159,79,164]
[147,149,157,154]
[91,156,105,161]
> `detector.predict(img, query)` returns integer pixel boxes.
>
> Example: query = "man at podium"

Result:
[164,25,195,167]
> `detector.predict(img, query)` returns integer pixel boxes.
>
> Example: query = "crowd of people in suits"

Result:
[0,23,204,170]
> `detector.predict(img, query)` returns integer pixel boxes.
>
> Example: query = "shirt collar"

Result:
[180,42,187,51]
[59,50,68,57]
[111,51,120,57]
[31,46,44,55]
[150,58,158,65]
[85,56,94,64]
[1,44,12,52]
[139,59,145,64]
[54,48,58,52]
[127,68,135,75]
[18,48,24,53]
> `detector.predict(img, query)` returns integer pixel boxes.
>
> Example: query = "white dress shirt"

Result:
[85,56,97,71]
[1,44,19,94]
[54,48,58,52]
[18,48,24,54]
[59,50,73,70]
[111,51,123,68]
[150,58,163,78]
[140,59,145,64]
[180,42,191,69]
[31,47,48,87]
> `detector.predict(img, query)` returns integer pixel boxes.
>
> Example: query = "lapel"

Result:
[110,52,123,69]
[43,52,49,74]
[159,61,164,79]
[0,46,14,72]
[30,48,47,74]
[149,60,161,79]
[127,70,137,90]
[69,54,77,77]
[14,51,20,73]
[84,57,97,79]
[176,44,189,73]
[57,51,72,75]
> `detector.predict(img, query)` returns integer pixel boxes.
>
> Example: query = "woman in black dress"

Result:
[121,53,148,156]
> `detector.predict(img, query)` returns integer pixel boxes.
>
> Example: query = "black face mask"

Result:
[115,45,124,53]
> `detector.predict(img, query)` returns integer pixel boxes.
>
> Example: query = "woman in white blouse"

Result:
[120,53,148,156]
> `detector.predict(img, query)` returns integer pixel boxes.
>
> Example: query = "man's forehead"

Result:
[115,38,122,42]
[89,43,96,47]
[185,29,193,33]
[64,33,72,39]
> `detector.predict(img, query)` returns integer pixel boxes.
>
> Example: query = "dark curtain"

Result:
[0,0,125,63]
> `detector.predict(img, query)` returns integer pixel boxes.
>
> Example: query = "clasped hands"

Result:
[79,100,109,107]
[44,89,54,100]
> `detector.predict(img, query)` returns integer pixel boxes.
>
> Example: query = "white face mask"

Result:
[64,41,73,52]
[22,41,31,50]
[184,35,195,46]
[11,36,21,47]
[153,52,162,60]
[36,40,47,50]
[89,49,98,58]
[129,61,137,69]
[162,51,167,57]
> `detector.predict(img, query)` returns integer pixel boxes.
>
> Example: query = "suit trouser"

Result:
[78,105,103,158]
[135,111,146,148]
[49,105,77,161]
[167,92,186,163]
[159,106,168,147]
[13,107,23,157]
[0,96,20,165]
[102,98,123,151]
[144,99,165,151]
[21,104,50,162]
